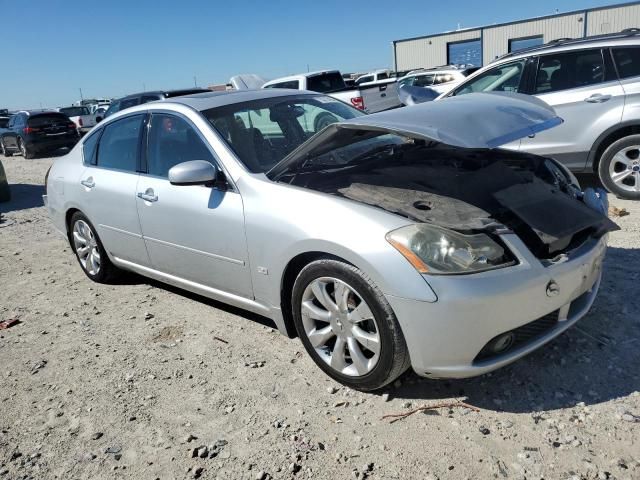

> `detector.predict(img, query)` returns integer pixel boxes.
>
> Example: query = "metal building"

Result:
[393,1,640,71]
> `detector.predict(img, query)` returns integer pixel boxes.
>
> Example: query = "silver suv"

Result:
[440,30,640,200]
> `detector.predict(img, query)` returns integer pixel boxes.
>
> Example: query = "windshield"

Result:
[202,95,364,173]
[307,73,347,93]
[59,107,90,116]
[296,132,419,174]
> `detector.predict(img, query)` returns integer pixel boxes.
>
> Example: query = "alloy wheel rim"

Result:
[609,145,640,193]
[73,220,101,275]
[301,277,380,377]
[19,140,26,157]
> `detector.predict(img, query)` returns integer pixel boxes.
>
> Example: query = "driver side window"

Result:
[147,114,214,178]
[453,60,526,96]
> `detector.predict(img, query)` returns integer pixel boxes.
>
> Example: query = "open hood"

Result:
[268,92,563,179]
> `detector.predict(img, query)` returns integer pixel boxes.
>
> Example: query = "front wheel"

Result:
[598,135,640,200]
[69,212,118,283]
[292,259,410,391]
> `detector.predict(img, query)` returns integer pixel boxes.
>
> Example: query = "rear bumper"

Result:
[386,234,607,379]
[27,135,78,151]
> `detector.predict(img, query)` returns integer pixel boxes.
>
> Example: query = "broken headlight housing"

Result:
[386,224,515,275]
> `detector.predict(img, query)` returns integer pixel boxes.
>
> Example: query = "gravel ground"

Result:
[0,153,639,480]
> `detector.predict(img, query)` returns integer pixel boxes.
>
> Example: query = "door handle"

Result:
[584,93,611,103]
[137,189,158,202]
[80,177,95,188]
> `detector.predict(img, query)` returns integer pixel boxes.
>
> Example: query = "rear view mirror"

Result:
[168,160,217,186]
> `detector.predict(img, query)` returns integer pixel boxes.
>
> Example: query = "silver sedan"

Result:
[44,89,616,390]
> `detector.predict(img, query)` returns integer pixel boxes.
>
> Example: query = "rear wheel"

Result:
[292,258,410,391]
[69,212,118,283]
[18,138,34,159]
[598,135,640,200]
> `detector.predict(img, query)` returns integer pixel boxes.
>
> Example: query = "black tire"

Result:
[18,138,34,159]
[313,113,339,132]
[598,135,640,200]
[292,258,410,391]
[0,139,12,157]
[69,211,118,283]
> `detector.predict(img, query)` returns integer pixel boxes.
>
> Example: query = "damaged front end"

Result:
[268,93,618,271]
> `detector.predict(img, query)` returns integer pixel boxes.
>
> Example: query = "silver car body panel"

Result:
[45,89,609,379]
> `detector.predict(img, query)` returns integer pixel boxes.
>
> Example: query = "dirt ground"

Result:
[0,153,638,480]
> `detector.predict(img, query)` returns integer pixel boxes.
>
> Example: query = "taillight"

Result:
[23,127,40,134]
[78,118,83,127]
[350,96,365,110]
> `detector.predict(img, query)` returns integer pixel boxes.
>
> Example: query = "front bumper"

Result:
[386,233,607,379]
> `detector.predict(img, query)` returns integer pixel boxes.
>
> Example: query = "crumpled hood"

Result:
[268,92,563,179]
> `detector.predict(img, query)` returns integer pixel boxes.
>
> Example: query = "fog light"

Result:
[489,332,515,354]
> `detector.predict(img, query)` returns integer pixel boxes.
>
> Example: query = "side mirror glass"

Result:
[168,160,217,186]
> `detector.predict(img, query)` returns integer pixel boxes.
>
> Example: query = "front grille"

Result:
[474,310,559,362]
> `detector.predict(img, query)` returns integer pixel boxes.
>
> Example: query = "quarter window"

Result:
[96,115,143,171]
[454,60,526,96]
[534,49,604,94]
[147,114,214,177]
[82,130,100,165]
[612,46,640,79]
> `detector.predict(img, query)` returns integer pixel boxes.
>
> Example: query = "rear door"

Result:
[136,112,253,298]
[520,48,625,170]
[77,114,150,265]
[611,45,640,122]
[3,114,21,149]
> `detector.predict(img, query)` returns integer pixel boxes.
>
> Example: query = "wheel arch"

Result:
[588,121,640,172]
[279,251,356,338]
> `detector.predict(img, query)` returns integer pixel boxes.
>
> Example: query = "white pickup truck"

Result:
[262,70,400,113]
[58,106,96,136]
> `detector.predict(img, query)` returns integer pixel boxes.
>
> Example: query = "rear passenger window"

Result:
[413,74,434,87]
[612,47,640,79]
[96,115,143,171]
[141,95,162,103]
[147,114,214,177]
[82,130,100,165]
[535,49,605,94]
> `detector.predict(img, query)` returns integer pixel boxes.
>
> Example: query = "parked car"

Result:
[263,70,401,113]
[398,65,480,95]
[437,30,640,200]
[103,88,210,119]
[93,107,108,124]
[0,157,9,202]
[354,69,393,86]
[0,111,79,159]
[58,106,97,135]
[44,89,615,390]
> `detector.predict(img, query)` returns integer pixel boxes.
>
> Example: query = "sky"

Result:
[0,0,628,109]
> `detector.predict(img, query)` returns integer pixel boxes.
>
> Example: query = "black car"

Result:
[0,111,79,159]
[103,88,210,119]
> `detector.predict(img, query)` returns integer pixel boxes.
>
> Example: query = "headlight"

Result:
[386,224,514,275]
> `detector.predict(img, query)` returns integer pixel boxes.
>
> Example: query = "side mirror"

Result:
[168,160,217,186]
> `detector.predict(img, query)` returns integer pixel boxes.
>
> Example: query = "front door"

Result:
[520,48,625,170]
[136,112,253,298]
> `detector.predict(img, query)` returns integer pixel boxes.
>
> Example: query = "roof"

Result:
[117,88,210,101]
[167,88,317,111]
